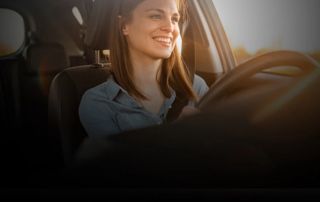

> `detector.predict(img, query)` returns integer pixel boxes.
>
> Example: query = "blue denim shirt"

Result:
[79,75,208,138]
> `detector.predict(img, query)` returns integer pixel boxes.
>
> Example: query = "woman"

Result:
[79,0,208,138]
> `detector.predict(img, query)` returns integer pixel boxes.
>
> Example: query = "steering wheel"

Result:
[197,50,319,111]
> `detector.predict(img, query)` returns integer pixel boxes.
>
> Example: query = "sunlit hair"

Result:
[109,0,197,100]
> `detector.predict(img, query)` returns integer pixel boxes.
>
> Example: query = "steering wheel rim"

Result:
[197,50,319,110]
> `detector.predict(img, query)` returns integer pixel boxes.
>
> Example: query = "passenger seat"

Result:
[21,41,69,131]
[20,42,69,169]
[23,42,69,94]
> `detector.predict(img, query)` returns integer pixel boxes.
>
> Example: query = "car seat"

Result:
[48,0,115,167]
[22,42,69,130]
[48,65,110,167]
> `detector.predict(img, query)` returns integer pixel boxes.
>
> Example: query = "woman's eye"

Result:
[150,14,161,19]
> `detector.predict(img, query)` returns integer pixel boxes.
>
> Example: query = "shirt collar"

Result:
[103,75,127,100]
[103,75,176,110]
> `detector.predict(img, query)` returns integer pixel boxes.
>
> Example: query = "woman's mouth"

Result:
[153,36,173,47]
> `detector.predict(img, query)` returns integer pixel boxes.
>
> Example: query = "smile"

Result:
[153,36,173,47]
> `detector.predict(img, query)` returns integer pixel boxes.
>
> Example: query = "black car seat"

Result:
[20,41,70,168]
[48,65,110,167]
[0,40,69,173]
[48,0,115,167]
[21,42,69,132]
[0,57,23,132]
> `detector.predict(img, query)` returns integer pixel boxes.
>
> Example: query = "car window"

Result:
[0,8,25,57]
[212,0,320,65]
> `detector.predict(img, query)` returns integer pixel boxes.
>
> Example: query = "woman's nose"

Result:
[160,18,175,32]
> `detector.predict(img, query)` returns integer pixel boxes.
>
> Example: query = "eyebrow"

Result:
[145,9,180,17]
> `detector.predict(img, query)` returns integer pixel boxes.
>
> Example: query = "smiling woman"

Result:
[78,0,208,138]
[2,0,320,199]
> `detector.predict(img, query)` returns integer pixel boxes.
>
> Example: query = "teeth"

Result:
[153,37,171,43]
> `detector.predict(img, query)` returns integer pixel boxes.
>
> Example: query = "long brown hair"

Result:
[109,0,197,101]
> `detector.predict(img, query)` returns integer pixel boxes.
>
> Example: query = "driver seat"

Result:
[48,65,110,166]
[48,0,115,167]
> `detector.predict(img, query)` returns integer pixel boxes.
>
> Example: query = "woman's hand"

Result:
[177,106,200,121]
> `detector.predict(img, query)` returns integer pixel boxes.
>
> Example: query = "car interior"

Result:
[1,0,320,200]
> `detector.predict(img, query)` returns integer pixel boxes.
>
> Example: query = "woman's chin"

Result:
[151,51,173,59]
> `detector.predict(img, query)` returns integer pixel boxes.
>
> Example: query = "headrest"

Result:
[26,43,69,74]
[84,0,116,50]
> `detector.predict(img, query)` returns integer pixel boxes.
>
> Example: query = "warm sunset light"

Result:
[177,34,182,53]
[213,0,320,54]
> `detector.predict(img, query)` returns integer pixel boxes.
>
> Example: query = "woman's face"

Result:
[122,0,180,60]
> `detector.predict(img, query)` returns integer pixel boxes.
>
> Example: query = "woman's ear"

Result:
[118,16,129,35]
[122,25,129,35]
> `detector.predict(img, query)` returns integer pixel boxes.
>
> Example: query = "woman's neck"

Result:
[130,52,165,114]
[131,55,162,88]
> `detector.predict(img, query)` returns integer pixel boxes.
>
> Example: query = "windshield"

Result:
[212,0,320,64]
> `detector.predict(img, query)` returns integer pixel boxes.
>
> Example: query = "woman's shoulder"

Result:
[79,77,119,117]
[193,74,209,97]
[81,76,120,102]
[193,74,207,85]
